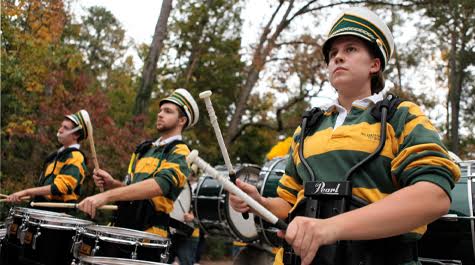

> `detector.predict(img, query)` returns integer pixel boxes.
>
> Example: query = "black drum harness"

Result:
[282,94,418,265]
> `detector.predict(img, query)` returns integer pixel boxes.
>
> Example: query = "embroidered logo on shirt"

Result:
[361,132,380,141]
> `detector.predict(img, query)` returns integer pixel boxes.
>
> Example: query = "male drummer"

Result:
[6,111,89,205]
[78,88,199,238]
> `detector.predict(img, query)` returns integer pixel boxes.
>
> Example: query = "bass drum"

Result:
[194,165,261,242]
[419,161,475,264]
[255,156,287,248]
[169,181,194,236]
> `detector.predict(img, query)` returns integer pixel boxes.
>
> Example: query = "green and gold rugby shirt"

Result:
[38,144,88,202]
[128,136,191,237]
[277,93,460,237]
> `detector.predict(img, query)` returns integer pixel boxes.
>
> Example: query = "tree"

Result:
[154,0,246,164]
[133,0,173,119]
[425,0,475,154]
[76,6,129,86]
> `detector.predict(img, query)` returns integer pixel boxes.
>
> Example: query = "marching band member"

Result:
[6,111,89,206]
[78,88,199,238]
[230,7,460,265]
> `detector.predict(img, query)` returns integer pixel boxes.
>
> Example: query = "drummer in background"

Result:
[169,163,201,265]
[6,111,89,208]
[78,88,199,239]
[230,7,461,265]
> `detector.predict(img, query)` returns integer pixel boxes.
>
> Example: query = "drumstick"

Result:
[0,194,8,198]
[177,200,186,213]
[81,110,104,192]
[0,196,31,202]
[199,90,250,219]
[30,201,117,210]
[186,150,288,230]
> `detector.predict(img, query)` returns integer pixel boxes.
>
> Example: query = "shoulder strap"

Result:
[301,107,325,137]
[370,93,405,122]
[134,140,155,158]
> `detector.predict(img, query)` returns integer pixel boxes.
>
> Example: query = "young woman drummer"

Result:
[230,7,460,265]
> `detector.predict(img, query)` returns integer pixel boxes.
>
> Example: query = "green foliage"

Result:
[1,1,146,210]
[152,0,246,164]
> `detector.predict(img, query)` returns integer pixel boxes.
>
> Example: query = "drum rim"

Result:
[83,225,169,245]
[79,256,167,265]
[225,165,261,242]
[10,207,71,217]
[27,215,94,229]
[257,156,287,248]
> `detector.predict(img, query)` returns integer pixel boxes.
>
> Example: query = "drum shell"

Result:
[194,165,261,242]
[21,215,93,265]
[255,157,287,248]
[76,225,170,263]
[418,161,475,264]
[3,207,72,265]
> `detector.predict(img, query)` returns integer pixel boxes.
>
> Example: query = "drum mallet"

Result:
[187,150,288,230]
[30,201,117,211]
[199,90,249,219]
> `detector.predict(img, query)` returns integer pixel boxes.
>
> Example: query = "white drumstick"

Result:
[199,91,235,176]
[186,150,288,230]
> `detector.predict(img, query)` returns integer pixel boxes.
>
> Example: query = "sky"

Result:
[69,1,448,117]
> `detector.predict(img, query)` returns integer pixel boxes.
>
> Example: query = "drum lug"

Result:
[131,243,139,259]
[72,240,82,258]
[18,216,29,242]
[161,245,170,263]
[91,238,100,256]
[32,229,41,250]
[19,226,29,245]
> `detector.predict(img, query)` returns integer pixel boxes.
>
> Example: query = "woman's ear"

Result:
[370,57,381,74]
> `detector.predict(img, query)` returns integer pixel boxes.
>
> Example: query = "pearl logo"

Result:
[314,182,341,195]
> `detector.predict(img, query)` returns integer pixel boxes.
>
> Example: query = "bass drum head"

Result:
[170,181,192,223]
[256,156,287,247]
[418,161,475,264]
[226,165,261,242]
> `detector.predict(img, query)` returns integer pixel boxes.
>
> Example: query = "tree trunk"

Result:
[448,27,460,154]
[133,0,173,119]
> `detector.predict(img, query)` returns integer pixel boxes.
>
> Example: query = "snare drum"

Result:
[21,214,94,265]
[74,225,171,263]
[3,207,71,265]
[5,207,70,243]
[255,156,287,247]
[80,256,167,265]
[194,165,261,242]
[419,161,475,264]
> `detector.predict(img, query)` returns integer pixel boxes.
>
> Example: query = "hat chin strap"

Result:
[57,126,82,138]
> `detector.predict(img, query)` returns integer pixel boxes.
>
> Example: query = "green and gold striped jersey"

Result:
[277,97,461,239]
[38,146,88,202]
[128,139,191,237]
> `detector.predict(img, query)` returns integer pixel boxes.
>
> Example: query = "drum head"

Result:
[170,181,192,222]
[28,215,93,229]
[84,225,169,246]
[11,207,71,217]
[226,166,261,241]
[80,256,167,265]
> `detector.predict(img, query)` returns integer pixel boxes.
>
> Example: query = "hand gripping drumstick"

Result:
[199,90,250,219]
[80,110,104,192]
[187,150,288,230]
[30,201,117,211]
